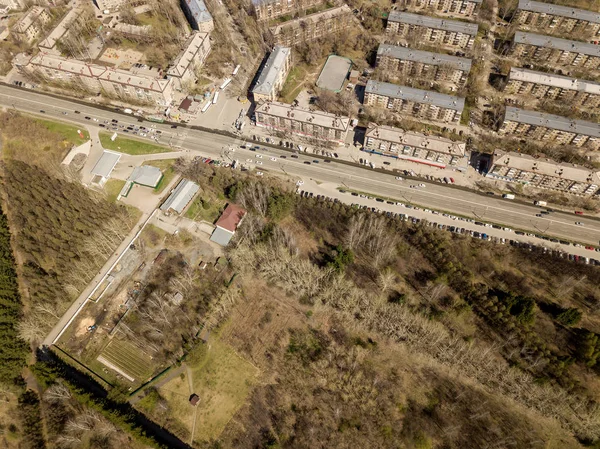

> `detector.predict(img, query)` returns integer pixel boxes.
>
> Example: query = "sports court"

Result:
[316,55,352,92]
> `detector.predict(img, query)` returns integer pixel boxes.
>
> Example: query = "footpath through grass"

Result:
[99,132,170,155]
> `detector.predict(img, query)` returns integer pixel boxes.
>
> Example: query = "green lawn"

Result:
[279,65,309,103]
[185,196,224,223]
[186,339,259,442]
[105,179,126,202]
[143,159,177,194]
[36,118,90,146]
[99,132,170,155]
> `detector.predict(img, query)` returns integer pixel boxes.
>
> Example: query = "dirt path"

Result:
[185,364,197,445]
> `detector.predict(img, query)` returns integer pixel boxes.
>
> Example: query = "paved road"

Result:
[2,85,600,246]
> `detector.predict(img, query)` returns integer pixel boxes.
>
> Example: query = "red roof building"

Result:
[210,204,247,246]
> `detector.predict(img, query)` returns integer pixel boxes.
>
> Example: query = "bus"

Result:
[212,92,219,104]
[201,102,211,113]
[220,78,232,90]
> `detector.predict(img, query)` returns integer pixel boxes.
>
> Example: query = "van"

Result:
[502,194,515,199]
[534,200,547,207]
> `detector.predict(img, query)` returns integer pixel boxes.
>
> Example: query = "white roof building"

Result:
[160,179,200,214]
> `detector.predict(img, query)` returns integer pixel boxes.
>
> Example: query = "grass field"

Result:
[97,338,155,383]
[36,118,90,146]
[279,65,309,104]
[188,339,259,442]
[105,179,126,202]
[185,195,224,223]
[99,132,170,155]
[143,159,177,194]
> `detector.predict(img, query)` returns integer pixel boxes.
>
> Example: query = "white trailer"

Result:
[232,65,240,76]
[220,78,232,90]
[201,102,211,113]
[212,92,219,104]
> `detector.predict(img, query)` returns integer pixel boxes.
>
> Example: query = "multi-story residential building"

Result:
[94,0,125,12]
[0,0,25,10]
[255,101,350,145]
[365,80,465,123]
[514,0,600,39]
[376,44,471,88]
[251,45,292,102]
[17,52,174,106]
[39,6,80,49]
[363,124,467,169]
[505,67,600,108]
[270,5,353,46]
[486,151,600,196]
[13,6,50,43]
[385,11,478,50]
[181,0,214,33]
[395,0,482,18]
[499,107,600,150]
[511,32,600,70]
[253,0,324,21]
[166,31,211,90]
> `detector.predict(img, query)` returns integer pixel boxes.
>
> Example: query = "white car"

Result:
[270,157,277,161]
[92,118,98,122]
[575,222,584,226]
[246,158,253,162]
[395,176,404,181]
[256,161,263,165]
[419,183,426,188]
[255,154,263,158]
[256,171,263,176]
[296,180,304,185]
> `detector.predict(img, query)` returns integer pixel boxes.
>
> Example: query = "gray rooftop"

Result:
[387,11,478,36]
[514,31,600,57]
[160,179,200,214]
[366,80,465,111]
[252,46,291,96]
[91,151,120,178]
[129,165,163,187]
[184,0,213,24]
[509,67,600,95]
[377,44,472,72]
[210,226,234,246]
[518,0,600,24]
[504,106,600,139]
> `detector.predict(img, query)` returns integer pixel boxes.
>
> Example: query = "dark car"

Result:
[171,125,178,128]
[304,161,311,165]
[74,110,81,114]
[291,154,298,158]
[313,160,319,163]
[84,116,91,120]
[39,110,45,113]
[111,119,118,123]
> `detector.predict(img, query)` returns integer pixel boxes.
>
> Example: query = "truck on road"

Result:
[502,193,515,199]
[534,200,547,207]
[123,108,133,114]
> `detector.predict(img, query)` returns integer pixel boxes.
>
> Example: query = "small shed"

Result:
[91,150,121,186]
[189,394,200,406]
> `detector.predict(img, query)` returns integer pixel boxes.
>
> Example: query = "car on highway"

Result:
[39,110,45,113]
[575,211,584,215]
[171,125,178,128]
[313,160,319,163]
[256,161,263,165]
[255,154,262,158]
[395,176,403,181]
[576,222,584,226]
[535,214,543,217]
[296,180,304,186]
[419,183,426,188]
[291,154,298,158]
[84,116,91,120]
[270,157,277,161]
[304,161,311,165]
[111,119,118,123]
[74,111,81,114]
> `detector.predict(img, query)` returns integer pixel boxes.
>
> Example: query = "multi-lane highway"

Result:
[2,84,600,246]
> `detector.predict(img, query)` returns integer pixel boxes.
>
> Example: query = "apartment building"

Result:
[255,101,350,145]
[506,67,600,108]
[13,6,50,43]
[515,0,600,38]
[395,0,482,18]
[270,5,353,46]
[181,0,214,33]
[251,45,292,102]
[17,53,173,106]
[487,151,600,196]
[364,124,467,169]
[365,80,465,123]
[166,31,211,90]
[376,44,471,88]
[252,0,324,21]
[94,0,125,11]
[385,11,478,50]
[39,6,80,49]
[0,0,25,10]
[511,32,600,70]
[499,107,600,150]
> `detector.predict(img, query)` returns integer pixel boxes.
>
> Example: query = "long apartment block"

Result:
[486,151,600,195]
[251,45,292,102]
[364,124,467,169]
[255,101,350,145]
[365,80,465,123]
[17,53,173,106]
[511,32,600,70]
[499,107,600,150]
[506,67,600,108]
[376,44,471,88]
[252,0,324,21]
[385,11,478,50]
[515,0,600,38]
[394,0,483,18]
